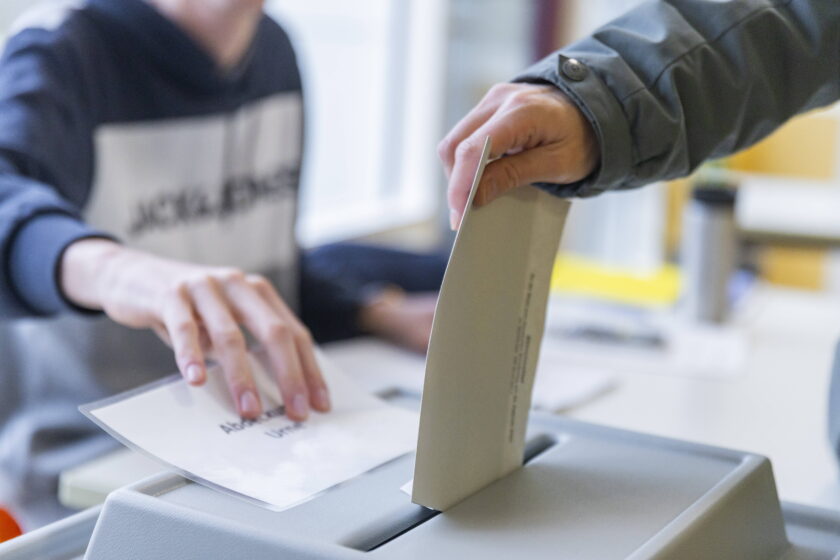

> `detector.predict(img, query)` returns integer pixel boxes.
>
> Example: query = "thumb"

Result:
[474,143,575,206]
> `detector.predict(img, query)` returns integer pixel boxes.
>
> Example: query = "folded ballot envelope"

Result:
[412,138,571,511]
[82,350,418,510]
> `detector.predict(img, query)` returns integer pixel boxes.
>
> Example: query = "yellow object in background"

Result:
[664,177,692,257]
[757,246,827,291]
[728,108,838,290]
[728,113,838,180]
[550,253,681,307]
[664,107,839,292]
[570,107,839,296]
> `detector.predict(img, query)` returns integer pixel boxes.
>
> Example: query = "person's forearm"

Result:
[59,238,124,310]
[358,285,406,336]
[516,0,840,195]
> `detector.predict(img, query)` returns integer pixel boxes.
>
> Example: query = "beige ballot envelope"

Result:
[412,138,571,511]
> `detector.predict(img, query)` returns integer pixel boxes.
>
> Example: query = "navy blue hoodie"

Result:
[0,0,361,527]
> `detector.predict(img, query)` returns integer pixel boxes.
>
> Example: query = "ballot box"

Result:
[2,392,840,560]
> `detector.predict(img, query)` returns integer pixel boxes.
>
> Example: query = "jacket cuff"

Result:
[8,212,115,315]
[513,52,634,197]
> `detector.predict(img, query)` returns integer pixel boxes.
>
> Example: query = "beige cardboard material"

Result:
[412,138,571,511]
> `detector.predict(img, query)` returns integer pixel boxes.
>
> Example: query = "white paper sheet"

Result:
[323,336,616,412]
[82,350,418,510]
[412,138,571,510]
[543,296,748,379]
[321,337,426,396]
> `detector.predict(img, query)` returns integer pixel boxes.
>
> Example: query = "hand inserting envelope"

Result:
[83,137,570,512]
[411,138,570,510]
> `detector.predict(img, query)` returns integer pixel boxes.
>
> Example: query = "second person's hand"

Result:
[359,287,437,354]
[438,82,600,229]
[60,239,330,421]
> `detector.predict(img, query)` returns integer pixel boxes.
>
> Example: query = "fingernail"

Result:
[239,390,261,418]
[449,209,459,231]
[315,388,331,412]
[186,364,203,385]
[292,394,309,419]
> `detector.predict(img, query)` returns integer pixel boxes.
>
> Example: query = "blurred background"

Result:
[2,0,840,530]
[3,0,838,299]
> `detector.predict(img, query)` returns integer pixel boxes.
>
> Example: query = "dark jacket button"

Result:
[560,57,588,81]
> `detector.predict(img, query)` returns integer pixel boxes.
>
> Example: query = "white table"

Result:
[561,285,840,511]
[60,284,840,513]
[321,284,840,512]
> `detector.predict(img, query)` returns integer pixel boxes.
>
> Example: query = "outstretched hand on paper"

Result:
[82,350,419,510]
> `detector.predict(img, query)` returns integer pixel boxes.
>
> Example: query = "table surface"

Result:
[561,285,840,511]
[59,284,840,513]
[327,284,840,512]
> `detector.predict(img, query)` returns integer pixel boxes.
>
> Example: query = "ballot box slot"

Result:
[356,506,439,552]
[353,433,559,553]
[522,433,557,464]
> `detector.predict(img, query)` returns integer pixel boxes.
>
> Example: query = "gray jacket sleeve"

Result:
[514,0,840,197]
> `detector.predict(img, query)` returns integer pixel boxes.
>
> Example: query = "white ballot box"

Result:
[1,391,839,560]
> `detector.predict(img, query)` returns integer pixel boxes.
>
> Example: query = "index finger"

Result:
[249,277,330,413]
[223,279,311,421]
[161,289,206,386]
[439,84,522,177]
[446,116,521,227]
[438,101,499,178]
[191,281,261,419]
